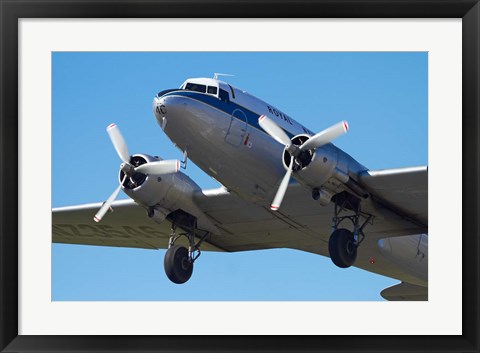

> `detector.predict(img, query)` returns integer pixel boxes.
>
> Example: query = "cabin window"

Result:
[185,83,207,93]
[219,88,229,102]
[207,86,218,95]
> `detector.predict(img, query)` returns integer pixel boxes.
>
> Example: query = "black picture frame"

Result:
[1,1,479,352]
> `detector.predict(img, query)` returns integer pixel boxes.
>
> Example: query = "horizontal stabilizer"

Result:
[381,282,428,301]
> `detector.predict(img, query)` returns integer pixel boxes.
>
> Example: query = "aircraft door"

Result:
[225,109,247,146]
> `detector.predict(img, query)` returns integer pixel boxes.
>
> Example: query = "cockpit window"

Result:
[219,88,229,102]
[227,84,235,99]
[207,86,218,95]
[157,88,179,97]
[185,83,206,93]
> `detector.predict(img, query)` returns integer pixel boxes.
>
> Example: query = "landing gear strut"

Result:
[328,192,373,268]
[164,210,209,284]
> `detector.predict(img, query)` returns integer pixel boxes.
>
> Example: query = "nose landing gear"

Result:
[328,192,373,268]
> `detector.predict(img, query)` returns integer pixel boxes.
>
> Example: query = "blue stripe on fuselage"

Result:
[160,90,295,139]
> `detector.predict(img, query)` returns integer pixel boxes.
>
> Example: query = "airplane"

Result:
[52,75,428,301]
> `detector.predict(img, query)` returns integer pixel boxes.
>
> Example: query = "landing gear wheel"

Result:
[164,245,193,284]
[328,228,357,268]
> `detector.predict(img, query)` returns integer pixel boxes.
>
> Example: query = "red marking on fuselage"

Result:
[243,133,250,146]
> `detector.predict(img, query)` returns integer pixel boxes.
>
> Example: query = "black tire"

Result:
[164,245,193,284]
[328,228,357,268]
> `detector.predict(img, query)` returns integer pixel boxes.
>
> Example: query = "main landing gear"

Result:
[328,192,373,268]
[164,210,209,284]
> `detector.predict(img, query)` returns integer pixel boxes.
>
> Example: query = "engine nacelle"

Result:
[120,154,208,226]
[282,135,348,194]
[119,154,192,207]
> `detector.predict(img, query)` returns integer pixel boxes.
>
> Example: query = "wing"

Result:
[358,166,427,226]
[193,165,428,253]
[190,167,428,287]
[53,166,427,292]
[52,200,225,251]
[53,166,427,252]
[52,188,332,253]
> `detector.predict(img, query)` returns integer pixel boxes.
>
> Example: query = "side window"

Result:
[219,89,229,103]
[207,86,218,95]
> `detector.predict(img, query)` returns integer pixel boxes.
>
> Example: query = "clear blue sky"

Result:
[52,52,427,301]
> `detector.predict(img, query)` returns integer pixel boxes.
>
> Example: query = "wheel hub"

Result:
[346,240,357,255]
[181,257,191,271]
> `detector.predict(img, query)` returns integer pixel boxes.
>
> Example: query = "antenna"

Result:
[213,73,235,80]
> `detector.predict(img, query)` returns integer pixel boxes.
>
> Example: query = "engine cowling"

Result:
[120,154,200,221]
[281,135,349,201]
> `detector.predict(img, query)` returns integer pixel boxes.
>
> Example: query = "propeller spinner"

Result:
[258,115,348,211]
[94,123,180,222]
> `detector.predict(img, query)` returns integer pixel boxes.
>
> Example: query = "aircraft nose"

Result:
[153,96,167,115]
[153,96,168,130]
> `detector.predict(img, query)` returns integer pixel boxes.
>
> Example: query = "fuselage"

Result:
[153,77,365,204]
[151,77,428,287]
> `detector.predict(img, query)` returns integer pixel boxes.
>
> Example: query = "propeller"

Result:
[258,115,292,147]
[94,123,180,222]
[270,156,294,211]
[134,159,180,175]
[107,123,130,163]
[258,115,348,211]
[94,175,127,222]
[299,121,348,151]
